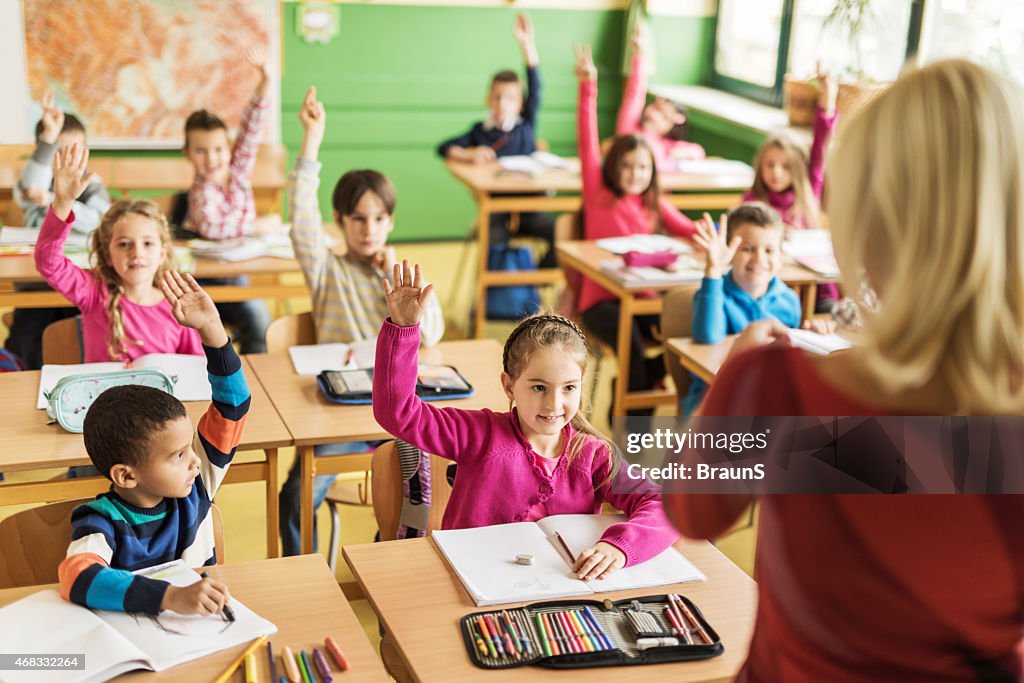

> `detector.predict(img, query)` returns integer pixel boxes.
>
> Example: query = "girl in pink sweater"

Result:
[35,144,202,363]
[574,44,696,414]
[373,261,678,579]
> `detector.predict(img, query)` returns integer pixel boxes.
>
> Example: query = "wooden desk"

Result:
[344,536,756,683]
[445,159,752,338]
[557,240,824,416]
[0,359,290,558]
[666,337,736,384]
[0,554,388,682]
[246,339,509,555]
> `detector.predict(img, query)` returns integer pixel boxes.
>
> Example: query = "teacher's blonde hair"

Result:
[827,59,1024,411]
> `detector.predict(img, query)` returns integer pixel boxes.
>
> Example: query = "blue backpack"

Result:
[486,245,542,320]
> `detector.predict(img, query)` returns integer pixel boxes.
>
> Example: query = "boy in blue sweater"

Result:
[683,203,801,415]
[58,272,249,616]
[437,13,556,267]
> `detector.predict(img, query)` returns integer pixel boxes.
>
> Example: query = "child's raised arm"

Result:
[574,44,603,202]
[382,260,436,328]
[298,86,326,162]
[51,143,96,222]
[617,21,649,135]
[159,271,229,348]
[248,45,271,100]
[693,212,739,280]
[513,13,539,68]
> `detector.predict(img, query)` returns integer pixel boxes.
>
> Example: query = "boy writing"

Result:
[58,272,248,615]
[683,203,802,415]
[436,13,556,267]
[182,46,274,353]
[6,92,112,370]
[279,86,445,555]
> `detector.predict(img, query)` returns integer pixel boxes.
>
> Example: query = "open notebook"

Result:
[432,514,705,606]
[0,560,276,683]
[287,339,377,375]
[787,328,853,355]
[36,354,211,409]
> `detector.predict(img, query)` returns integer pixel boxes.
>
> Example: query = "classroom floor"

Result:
[0,238,757,672]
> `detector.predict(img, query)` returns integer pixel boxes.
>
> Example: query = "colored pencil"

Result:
[541,612,560,655]
[469,619,490,657]
[582,606,615,650]
[673,594,712,644]
[245,652,257,683]
[281,645,301,683]
[534,611,553,657]
[212,635,268,683]
[476,616,499,658]
[298,650,313,683]
[484,614,506,656]
[514,610,535,654]
[554,531,577,565]
[324,637,350,671]
[312,648,334,683]
[267,639,279,682]
[569,610,597,651]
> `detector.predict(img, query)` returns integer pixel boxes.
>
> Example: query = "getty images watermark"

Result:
[607,416,1024,494]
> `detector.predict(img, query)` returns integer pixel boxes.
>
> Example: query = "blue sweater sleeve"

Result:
[692,277,727,343]
[437,127,476,158]
[774,286,803,329]
[523,65,540,128]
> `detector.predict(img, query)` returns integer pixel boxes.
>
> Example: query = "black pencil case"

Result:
[458,594,722,670]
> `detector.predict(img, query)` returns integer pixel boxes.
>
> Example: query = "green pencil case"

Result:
[458,594,723,670]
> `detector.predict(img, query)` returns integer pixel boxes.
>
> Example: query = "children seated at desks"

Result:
[374,261,678,579]
[59,271,248,616]
[279,87,446,556]
[666,59,1024,681]
[182,46,274,353]
[36,144,203,478]
[5,91,112,370]
[436,14,557,268]
[573,44,696,415]
[617,22,704,171]
[744,64,840,310]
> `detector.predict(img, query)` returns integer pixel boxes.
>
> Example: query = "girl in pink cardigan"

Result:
[373,261,678,580]
[35,144,202,363]
[574,44,697,414]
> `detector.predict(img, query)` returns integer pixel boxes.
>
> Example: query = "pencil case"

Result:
[622,251,679,268]
[458,594,722,670]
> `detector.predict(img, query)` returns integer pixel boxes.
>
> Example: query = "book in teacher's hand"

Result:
[432,514,705,606]
[0,560,276,683]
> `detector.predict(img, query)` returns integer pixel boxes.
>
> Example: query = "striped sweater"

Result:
[57,341,250,615]
[287,157,444,346]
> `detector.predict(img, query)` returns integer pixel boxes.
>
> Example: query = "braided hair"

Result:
[502,312,621,478]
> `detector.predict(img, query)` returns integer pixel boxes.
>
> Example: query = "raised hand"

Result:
[382,260,435,327]
[160,271,228,347]
[39,91,65,144]
[574,44,597,82]
[816,61,838,116]
[247,45,271,97]
[513,13,538,67]
[692,212,740,279]
[630,18,649,54]
[298,85,326,160]
[51,143,96,220]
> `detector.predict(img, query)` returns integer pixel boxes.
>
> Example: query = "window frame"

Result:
[711,0,926,108]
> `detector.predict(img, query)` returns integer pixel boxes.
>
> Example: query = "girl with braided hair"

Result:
[373,260,678,580]
[35,143,202,364]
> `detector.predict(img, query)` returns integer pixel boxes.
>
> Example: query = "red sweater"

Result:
[577,79,695,313]
[665,347,1023,682]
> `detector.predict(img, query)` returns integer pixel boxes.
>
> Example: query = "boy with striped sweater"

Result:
[58,272,249,616]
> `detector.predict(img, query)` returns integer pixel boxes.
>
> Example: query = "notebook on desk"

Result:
[287,339,378,375]
[600,258,704,287]
[432,514,705,606]
[0,560,276,683]
[36,354,211,409]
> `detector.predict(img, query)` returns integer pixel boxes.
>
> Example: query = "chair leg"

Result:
[326,500,341,574]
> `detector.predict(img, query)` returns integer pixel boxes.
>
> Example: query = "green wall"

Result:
[280,3,713,242]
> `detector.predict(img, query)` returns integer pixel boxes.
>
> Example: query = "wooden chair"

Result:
[42,316,83,365]
[370,441,453,542]
[0,499,224,589]
[265,312,373,569]
[659,285,701,403]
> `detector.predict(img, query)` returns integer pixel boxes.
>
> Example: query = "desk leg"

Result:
[801,284,817,322]
[264,448,280,559]
[613,296,635,417]
[380,631,414,683]
[473,192,492,339]
[300,445,316,555]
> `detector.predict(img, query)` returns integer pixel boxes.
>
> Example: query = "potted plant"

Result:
[821,0,891,117]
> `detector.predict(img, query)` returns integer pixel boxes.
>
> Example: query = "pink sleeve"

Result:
[230,95,269,180]
[616,53,646,136]
[658,198,695,239]
[577,80,604,207]
[177,327,204,356]
[809,106,838,199]
[33,208,103,311]
[372,319,490,461]
[595,453,680,565]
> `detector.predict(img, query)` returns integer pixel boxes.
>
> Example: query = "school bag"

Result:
[45,368,177,433]
[485,244,541,320]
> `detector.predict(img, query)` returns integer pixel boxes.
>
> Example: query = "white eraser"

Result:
[515,554,535,565]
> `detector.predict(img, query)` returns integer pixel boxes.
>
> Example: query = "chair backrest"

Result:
[371,442,453,542]
[660,285,701,400]
[0,498,225,589]
[264,312,316,353]
[42,316,83,365]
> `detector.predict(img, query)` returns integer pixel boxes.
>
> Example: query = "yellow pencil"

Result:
[245,652,257,683]
[213,635,268,683]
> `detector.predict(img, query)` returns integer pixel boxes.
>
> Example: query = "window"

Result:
[712,0,923,106]
[921,0,1024,84]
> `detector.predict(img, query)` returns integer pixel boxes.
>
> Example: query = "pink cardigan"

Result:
[578,79,696,313]
[35,208,203,362]
[372,319,678,566]
[617,53,705,171]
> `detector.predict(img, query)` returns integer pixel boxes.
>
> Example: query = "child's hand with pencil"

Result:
[382,260,435,328]
[160,575,231,616]
[574,541,626,581]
